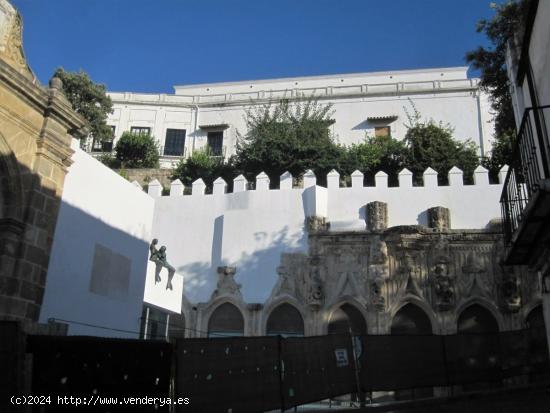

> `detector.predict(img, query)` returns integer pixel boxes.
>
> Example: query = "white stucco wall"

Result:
[40,140,155,338]
[149,166,505,305]
[103,67,495,163]
[529,0,550,108]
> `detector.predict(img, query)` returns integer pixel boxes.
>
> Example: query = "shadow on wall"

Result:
[178,223,306,304]
[0,144,152,337]
[41,199,151,338]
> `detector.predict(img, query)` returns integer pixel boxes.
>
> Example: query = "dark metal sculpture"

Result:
[149,239,176,290]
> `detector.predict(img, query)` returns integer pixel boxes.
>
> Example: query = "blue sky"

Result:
[12,0,497,93]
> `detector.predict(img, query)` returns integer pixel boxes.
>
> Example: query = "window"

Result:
[266,304,304,337]
[207,131,224,156]
[130,126,151,136]
[164,129,186,156]
[374,126,391,137]
[207,303,244,337]
[91,126,115,152]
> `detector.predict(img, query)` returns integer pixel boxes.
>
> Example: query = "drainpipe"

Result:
[475,91,486,157]
[192,105,199,155]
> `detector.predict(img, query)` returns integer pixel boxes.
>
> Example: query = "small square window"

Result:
[130,126,151,136]
[375,126,391,137]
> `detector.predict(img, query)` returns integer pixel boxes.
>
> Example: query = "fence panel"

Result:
[360,334,447,391]
[175,336,281,413]
[281,334,357,408]
[28,335,172,412]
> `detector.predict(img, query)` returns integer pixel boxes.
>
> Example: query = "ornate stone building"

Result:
[175,205,544,339]
[0,0,87,324]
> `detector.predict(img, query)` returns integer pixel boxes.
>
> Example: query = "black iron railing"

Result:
[501,105,550,243]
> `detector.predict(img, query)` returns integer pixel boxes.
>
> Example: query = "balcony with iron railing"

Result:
[500,105,550,265]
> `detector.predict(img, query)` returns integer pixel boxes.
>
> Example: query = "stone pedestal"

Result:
[366,201,388,231]
[428,206,451,231]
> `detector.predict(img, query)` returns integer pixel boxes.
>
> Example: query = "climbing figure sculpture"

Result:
[149,239,176,290]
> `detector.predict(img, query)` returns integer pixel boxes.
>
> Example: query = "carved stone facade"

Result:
[190,226,542,337]
[0,0,87,323]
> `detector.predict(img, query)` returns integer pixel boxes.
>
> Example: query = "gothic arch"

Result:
[206,301,245,338]
[200,296,248,337]
[455,298,504,332]
[391,302,434,335]
[389,296,439,334]
[264,303,305,337]
[325,297,368,335]
[262,296,309,336]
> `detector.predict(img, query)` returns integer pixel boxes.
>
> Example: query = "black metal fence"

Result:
[501,105,550,244]
[5,323,549,412]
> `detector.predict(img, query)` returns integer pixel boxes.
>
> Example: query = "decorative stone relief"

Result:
[0,1,32,77]
[367,237,389,311]
[211,266,241,299]
[428,206,451,231]
[306,255,324,310]
[366,201,388,232]
[430,263,455,311]
[399,251,424,298]
[461,253,490,297]
[306,216,329,233]
[499,264,521,313]
[274,264,296,297]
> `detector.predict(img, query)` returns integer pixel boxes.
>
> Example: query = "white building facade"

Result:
[95,67,495,167]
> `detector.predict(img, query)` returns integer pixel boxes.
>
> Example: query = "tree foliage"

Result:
[171,149,235,190]
[465,0,528,135]
[54,68,113,142]
[170,98,482,188]
[114,132,160,169]
[343,135,407,185]
[402,103,480,185]
[233,98,342,184]
[482,130,514,182]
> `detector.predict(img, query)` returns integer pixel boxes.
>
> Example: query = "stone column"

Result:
[366,201,388,231]
[428,206,451,231]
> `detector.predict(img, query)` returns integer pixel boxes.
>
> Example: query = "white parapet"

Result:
[423,167,438,188]
[233,174,248,192]
[170,179,184,197]
[327,169,340,189]
[256,172,270,191]
[448,166,463,187]
[147,179,162,197]
[375,171,388,188]
[280,171,293,190]
[213,177,227,195]
[192,178,206,195]
[351,170,363,189]
[474,165,489,186]
[303,169,316,188]
[398,168,413,188]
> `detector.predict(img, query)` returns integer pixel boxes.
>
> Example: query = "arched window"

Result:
[168,312,186,341]
[266,303,304,337]
[328,303,367,335]
[457,304,498,334]
[391,303,432,335]
[208,303,244,337]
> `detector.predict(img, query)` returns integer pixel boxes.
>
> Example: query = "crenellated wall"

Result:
[144,164,508,305]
